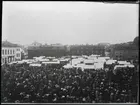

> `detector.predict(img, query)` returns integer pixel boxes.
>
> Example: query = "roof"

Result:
[106,60,117,64]
[42,61,60,64]
[84,59,94,64]
[114,64,134,70]
[117,61,130,65]
[2,41,20,47]
[63,64,73,69]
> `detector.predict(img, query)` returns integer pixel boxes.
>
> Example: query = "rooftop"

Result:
[2,40,21,47]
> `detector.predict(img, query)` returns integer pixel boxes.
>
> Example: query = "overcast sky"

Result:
[2,1,138,45]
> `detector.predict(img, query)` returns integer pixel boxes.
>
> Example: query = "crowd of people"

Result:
[1,62,139,103]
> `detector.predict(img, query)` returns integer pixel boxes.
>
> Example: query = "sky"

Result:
[2,1,138,45]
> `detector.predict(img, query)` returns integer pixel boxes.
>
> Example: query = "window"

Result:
[10,50,12,54]
[8,50,9,55]
[2,50,4,55]
[16,53,20,57]
[3,58,4,64]
[13,50,15,54]
[5,49,7,55]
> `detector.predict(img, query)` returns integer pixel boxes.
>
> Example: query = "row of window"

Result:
[2,48,20,55]
[2,49,15,55]
[71,51,104,54]
[1,57,15,64]
[116,55,138,58]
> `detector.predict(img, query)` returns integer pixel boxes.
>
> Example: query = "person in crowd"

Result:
[1,62,138,103]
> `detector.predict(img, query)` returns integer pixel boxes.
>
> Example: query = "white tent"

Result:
[17,61,25,64]
[33,57,38,59]
[90,54,100,57]
[82,55,88,58]
[42,61,60,64]
[125,64,135,68]
[39,59,49,62]
[118,61,128,65]
[26,61,33,64]
[84,59,94,64]
[71,56,78,59]
[114,65,127,70]
[94,59,106,63]
[83,65,95,69]
[74,64,95,70]
[106,60,117,65]
[60,59,69,62]
[71,59,82,66]
[52,59,59,62]
[46,57,55,59]
[23,59,35,64]
[77,57,85,61]
[113,64,134,75]
[94,62,104,70]
[22,59,34,62]
[98,57,110,60]
[29,63,41,67]
[88,56,96,60]
[39,56,45,58]
[73,64,85,70]
[63,64,73,69]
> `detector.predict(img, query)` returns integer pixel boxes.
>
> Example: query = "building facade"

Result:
[113,49,138,61]
[1,41,22,64]
[27,44,105,59]
[28,46,68,59]
[110,44,139,61]
[1,47,22,64]
[69,45,105,56]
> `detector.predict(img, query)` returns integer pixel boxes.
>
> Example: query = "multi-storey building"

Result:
[1,41,22,64]
[1,47,22,64]
[110,44,138,61]
[28,44,68,59]
[27,43,105,58]
[108,36,139,61]
[69,45,105,56]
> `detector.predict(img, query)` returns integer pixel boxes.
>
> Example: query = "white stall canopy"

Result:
[63,64,73,69]
[94,62,104,70]
[106,60,117,65]
[118,61,131,65]
[83,65,95,69]
[42,61,60,64]
[17,61,25,64]
[114,65,127,70]
[39,59,49,62]
[29,63,41,67]
[84,59,94,65]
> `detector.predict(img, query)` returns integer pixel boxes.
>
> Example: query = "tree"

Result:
[133,36,139,46]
